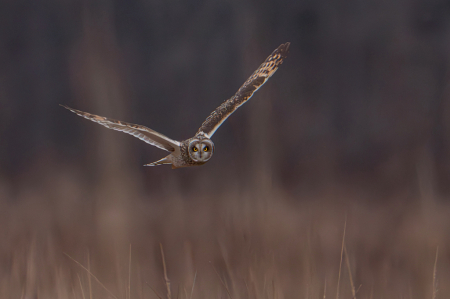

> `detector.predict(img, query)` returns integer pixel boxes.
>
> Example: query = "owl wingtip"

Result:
[280,42,290,55]
[60,104,75,112]
[272,42,290,60]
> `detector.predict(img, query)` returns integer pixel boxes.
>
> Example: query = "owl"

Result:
[62,42,290,169]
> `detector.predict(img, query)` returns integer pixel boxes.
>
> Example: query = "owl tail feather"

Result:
[144,155,172,167]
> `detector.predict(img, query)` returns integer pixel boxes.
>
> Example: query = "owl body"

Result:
[61,43,289,169]
[162,133,215,169]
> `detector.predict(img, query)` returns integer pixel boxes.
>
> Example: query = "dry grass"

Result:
[0,171,449,299]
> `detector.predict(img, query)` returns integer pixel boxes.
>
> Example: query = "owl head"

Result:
[188,134,214,163]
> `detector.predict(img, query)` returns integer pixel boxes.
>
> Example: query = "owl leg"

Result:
[144,155,172,167]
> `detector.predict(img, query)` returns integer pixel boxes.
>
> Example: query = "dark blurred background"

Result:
[1,0,450,298]
[2,0,450,197]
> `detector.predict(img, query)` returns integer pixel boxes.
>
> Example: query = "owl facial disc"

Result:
[188,138,214,163]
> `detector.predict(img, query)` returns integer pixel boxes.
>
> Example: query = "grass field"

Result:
[0,172,448,299]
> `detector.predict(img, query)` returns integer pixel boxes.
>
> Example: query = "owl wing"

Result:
[197,42,290,138]
[61,105,180,152]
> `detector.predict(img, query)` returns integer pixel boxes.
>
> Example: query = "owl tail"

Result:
[144,155,172,167]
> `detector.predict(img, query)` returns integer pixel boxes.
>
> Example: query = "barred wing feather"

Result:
[61,105,180,152]
[197,42,290,137]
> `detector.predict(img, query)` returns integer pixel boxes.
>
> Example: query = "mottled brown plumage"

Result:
[62,42,289,168]
[198,42,290,137]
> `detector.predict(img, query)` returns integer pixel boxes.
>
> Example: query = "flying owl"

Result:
[62,42,290,169]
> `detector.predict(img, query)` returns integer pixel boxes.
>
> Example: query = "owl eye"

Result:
[192,147,198,152]
[204,146,209,152]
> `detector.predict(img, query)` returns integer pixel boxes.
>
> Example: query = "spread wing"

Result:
[61,105,180,152]
[197,42,290,137]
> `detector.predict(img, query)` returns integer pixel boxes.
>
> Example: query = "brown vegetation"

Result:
[0,173,448,298]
